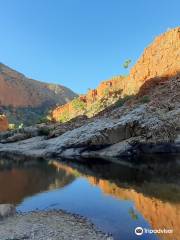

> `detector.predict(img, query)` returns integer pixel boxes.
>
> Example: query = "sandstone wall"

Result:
[51,76,125,120]
[126,27,180,95]
[0,115,8,132]
[51,27,180,121]
[0,63,76,108]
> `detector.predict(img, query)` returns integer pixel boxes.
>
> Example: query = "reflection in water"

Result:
[0,159,180,240]
[0,162,75,204]
[50,160,180,240]
[88,178,180,240]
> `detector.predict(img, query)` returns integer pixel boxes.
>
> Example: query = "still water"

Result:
[0,158,180,240]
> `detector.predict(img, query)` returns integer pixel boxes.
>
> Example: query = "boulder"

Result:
[0,204,16,218]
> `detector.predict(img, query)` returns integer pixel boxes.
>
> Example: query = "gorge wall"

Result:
[0,115,8,132]
[0,63,77,126]
[0,63,76,108]
[51,27,180,121]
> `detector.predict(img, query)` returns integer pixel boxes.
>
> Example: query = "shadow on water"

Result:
[0,155,180,240]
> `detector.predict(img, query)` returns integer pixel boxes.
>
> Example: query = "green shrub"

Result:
[38,116,50,124]
[8,123,16,130]
[72,98,86,111]
[140,95,150,103]
[18,123,24,129]
[115,94,134,108]
[87,100,103,117]
[115,99,125,107]
[103,88,110,97]
[58,110,70,123]
[123,59,131,69]
[38,127,51,136]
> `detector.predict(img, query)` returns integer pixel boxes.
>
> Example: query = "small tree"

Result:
[58,110,70,123]
[103,88,110,97]
[123,59,131,69]
[18,123,24,129]
[8,123,16,130]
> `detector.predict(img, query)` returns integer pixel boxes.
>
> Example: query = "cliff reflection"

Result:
[51,160,180,240]
[0,159,180,240]
[90,178,180,240]
[0,162,75,204]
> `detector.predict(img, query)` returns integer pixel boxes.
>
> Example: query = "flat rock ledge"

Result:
[0,210,113,240]
[0,105,179,164]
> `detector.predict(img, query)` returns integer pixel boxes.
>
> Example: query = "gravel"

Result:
[0,210,113,240]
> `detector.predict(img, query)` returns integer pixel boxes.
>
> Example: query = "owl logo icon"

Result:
[135,227,144,236]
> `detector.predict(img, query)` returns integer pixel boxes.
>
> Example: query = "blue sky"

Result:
[0,0,179,93]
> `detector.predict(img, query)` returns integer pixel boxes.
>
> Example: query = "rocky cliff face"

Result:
[0,63,77,125]
[126,27,180,94]
[0,115,8,132]
[0,63,76,108]
[51,27,180,121]
[0,27,179,161]
[51,76,126,121]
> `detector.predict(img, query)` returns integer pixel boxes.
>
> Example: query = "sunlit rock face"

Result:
[0,115,8,132]
[51,27,180,121]
[51,76,126,120]
[0,63,76,108]
[126,27,180,95]
[0,63,77,125]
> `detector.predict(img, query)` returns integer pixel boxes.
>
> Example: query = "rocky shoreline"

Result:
[0,101,179,164]
[0,205,112,240]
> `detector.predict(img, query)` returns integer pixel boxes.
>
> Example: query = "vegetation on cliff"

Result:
[51,27,180,124]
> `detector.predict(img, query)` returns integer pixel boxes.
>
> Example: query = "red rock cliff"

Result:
[126,27,180,94]
[0,63,76,108]
[0,115,8,132]
[51,27,180,121]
